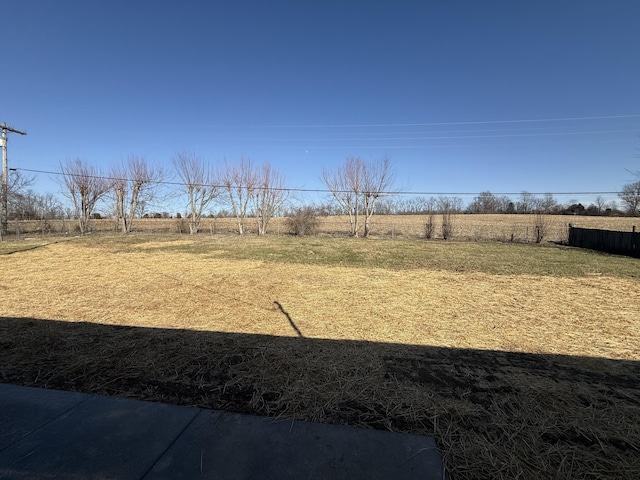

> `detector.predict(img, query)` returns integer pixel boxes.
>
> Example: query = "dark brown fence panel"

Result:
[568,226,639,258]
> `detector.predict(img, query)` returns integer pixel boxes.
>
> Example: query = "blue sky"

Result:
[3,0,640,210]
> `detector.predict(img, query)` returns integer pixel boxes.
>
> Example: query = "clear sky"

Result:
[3,0,640,209]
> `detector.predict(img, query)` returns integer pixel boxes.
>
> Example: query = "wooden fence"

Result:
[568,225,639,258]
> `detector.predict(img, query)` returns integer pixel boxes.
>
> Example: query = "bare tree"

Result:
[111,156,163,233]
[59,158,111,235]
[618,181,640,215]
[10,189,63,234]
[173,151,218,234]
[6,174,35,217]
[252,162,287,235]
[361,156,394,237]
[595,196,608,214]
[323,156,395,237]
[322,157,363,236]
[533,213,548,243]
[517,191,535,214]
[536,193,558,214]
[111,164,127,232]
[220,157,258,235]
[37,193,63,233]
[437,196,463,240]
[1,170,33,238]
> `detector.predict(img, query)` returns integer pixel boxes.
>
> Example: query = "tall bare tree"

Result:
[618,181,640,214]
[361,156,394,237]
[323,156,395,237]
[322,157,363,236]
[220,157,258,235]
[252,162,287,235]
[59,158,111,235]
[173,151,218,234]
[111,156,163,233]
[517,191,535,214]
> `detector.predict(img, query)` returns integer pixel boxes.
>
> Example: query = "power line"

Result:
[206,129,640,143]
[14,167,625,198]
[208,114,640,129]
[303,140,634,150]
[206,120,640,149]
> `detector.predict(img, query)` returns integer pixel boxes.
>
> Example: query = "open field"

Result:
[1,235,639,479]
[7,213,640,243]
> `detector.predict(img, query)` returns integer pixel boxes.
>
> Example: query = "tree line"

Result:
[3,154,640,238]
[388,190,628,217]
[54,153,289,236]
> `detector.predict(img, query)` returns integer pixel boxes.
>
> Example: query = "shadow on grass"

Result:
[274,301,303,337]
[1,316,639,479]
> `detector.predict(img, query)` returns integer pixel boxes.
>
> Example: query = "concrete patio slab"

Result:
[147,409,444,479]
[0,384,445,479]
[0,385,199,479]
[0,384,87,451]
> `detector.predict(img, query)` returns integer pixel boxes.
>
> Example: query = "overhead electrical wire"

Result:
[208,114,640,129]
[205,129,640,143]
[13,167,625,197]
[202,114,640,149]
[10,114,638,200]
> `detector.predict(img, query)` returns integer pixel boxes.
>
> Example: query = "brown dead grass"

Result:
[10,213,640,243]
[1,236,639,479]
[2,239,638,359]
[315,214,639,243]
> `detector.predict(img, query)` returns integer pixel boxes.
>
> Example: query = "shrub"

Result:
[441,213,453,240]
[425,213,435,239]
[534,213,547,243]
[286,207,318,236]
[175,217,187,234]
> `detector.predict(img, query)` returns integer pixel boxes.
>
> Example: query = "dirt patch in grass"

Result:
[1,236,639,479]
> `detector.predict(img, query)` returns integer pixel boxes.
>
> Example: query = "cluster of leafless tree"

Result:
[172,152,287,235]
[57,157,164,235]
[322,156,396,237]
[1,171,70,239]
[9,190,65,221]
[3,152,640,239]
[464,191,593,215]
[373,191,627,217]
[52,153,289,236]
[6,171,51,218]
[372,196,463,216]
[48,154,393,237]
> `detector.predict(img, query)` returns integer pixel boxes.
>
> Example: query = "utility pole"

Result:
[1,122,27,237]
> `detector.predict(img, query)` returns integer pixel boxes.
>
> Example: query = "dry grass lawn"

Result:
[1,235,639,479]
[11,213,640,243]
